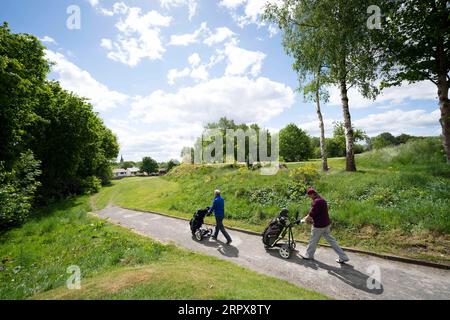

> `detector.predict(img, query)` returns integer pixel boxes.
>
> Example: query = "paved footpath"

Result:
[94,206,450,300]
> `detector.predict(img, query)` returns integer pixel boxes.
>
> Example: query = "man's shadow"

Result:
[266,249,383,295]
[192,235,239,258]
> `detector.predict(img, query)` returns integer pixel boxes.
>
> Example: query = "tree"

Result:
[263,0,380,171]
[0,151,41,229]
[327,122,368,157]
[166,159,179,172]
[140,157,158,175]
[304,70,330,171]
[279,124,313,162]
[120,161,136,169]
[371,132,397,150]
[0,22,49,169]
[377,0,449,162]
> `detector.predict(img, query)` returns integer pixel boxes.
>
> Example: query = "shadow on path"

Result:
[266,249,384,295]
[191,236,239,258]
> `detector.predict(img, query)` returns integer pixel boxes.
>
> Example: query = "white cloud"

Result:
[88,0,114,16]
[167,53,209,85]
[100,3,173,67]
[219,0,281,28]
[100,38,113,50]
[188,53,201,67]
[131,76,295,126]
[204,27,236,46]
[354,109,441,136]
[160,0,198,20]
[298,109,441,138]
[327,81,437,109]
[168,22,208,46]
[224,42,266,77]
[268,24,278,38]
[45,50,129,111]
[108,119,204,161]
[167,67,191,85]
[40,36,57,45]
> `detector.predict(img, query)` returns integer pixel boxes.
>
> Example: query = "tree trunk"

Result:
[436,57,450,163]
[340,78,357,171]
[436,27,450,164]
[315,72,328,172]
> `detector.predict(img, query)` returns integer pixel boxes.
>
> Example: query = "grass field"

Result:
[92,138,450,264]
[0,195,327,300]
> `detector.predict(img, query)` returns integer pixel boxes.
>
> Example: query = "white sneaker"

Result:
[336,258,349,264]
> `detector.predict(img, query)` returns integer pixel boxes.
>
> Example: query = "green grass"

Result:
[0,196,327,300]
[92,138,450,264]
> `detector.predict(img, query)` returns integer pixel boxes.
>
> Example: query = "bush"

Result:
[0,151,41,229]
[80,176,102,195]
[289,165,319,184]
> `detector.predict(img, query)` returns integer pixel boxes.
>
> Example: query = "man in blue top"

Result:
[209,189,232,245]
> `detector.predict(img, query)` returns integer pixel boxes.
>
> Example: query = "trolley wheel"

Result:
[279,244,291,259]
[289,241,296,250]
[195,230,203,241]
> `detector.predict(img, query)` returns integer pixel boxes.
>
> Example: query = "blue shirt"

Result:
[209,196,225,219]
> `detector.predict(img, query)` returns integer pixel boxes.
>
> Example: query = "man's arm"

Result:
[209,199,216,214]
[302,200,318,224]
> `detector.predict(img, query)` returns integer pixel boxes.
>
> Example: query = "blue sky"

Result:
[0,0,442,161]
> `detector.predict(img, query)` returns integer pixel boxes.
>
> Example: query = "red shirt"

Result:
[309,196,331,228]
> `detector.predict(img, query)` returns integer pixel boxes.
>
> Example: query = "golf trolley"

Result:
[262,209,302,259]
[190,207,213,241]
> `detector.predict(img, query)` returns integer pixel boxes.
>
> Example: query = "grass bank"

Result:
[0,196,327,300]
[92,138,450,264]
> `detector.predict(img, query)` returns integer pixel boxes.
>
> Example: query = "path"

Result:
[94,206,450,300]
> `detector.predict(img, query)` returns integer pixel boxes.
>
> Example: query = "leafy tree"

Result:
[0,22,49,169]
[371,132,397,150]
[167,159,179,172]
[377,0,450,162]
[140,157,158,175]
[0,151,41,229]
[120,161,136,169]
[327,122,368,157]
[279,124,313,162]
[1,24,119,201]
[264,0,381,171]
[396,134,416,145]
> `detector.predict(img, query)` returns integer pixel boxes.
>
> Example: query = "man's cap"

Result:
[307,188,317,195]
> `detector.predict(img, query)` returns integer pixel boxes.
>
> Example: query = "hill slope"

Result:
[93,138,450,264]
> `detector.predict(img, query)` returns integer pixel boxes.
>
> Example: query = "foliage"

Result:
[279,124,313,162]
[263,0,382,171]
[0,151,41,229]
[80,176,102,195]
[376,0,450,161]
[289,165,320,185]
[140,157,158,175]
[120,161,136,170]
[0,24,119,202]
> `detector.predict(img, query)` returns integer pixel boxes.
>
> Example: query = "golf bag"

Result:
[262,209,289,246]
[190,207,210,235]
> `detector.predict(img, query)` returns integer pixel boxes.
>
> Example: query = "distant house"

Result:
[112,168,127,178]
[113,167,142,178]
[158,168,168,176]
[127,167,141,176]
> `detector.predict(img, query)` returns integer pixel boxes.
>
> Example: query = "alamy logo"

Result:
[66,265,81,290]
[367,5,382,30]
[66,5,81,30]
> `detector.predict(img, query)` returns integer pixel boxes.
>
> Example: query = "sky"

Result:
[0,0,442,162]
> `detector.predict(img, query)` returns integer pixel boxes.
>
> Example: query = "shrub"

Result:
[289,165,319,184]
[80,176,102,195]
[0,151,41,229]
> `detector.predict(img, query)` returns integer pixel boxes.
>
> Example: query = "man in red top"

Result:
[301,188,349,263]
